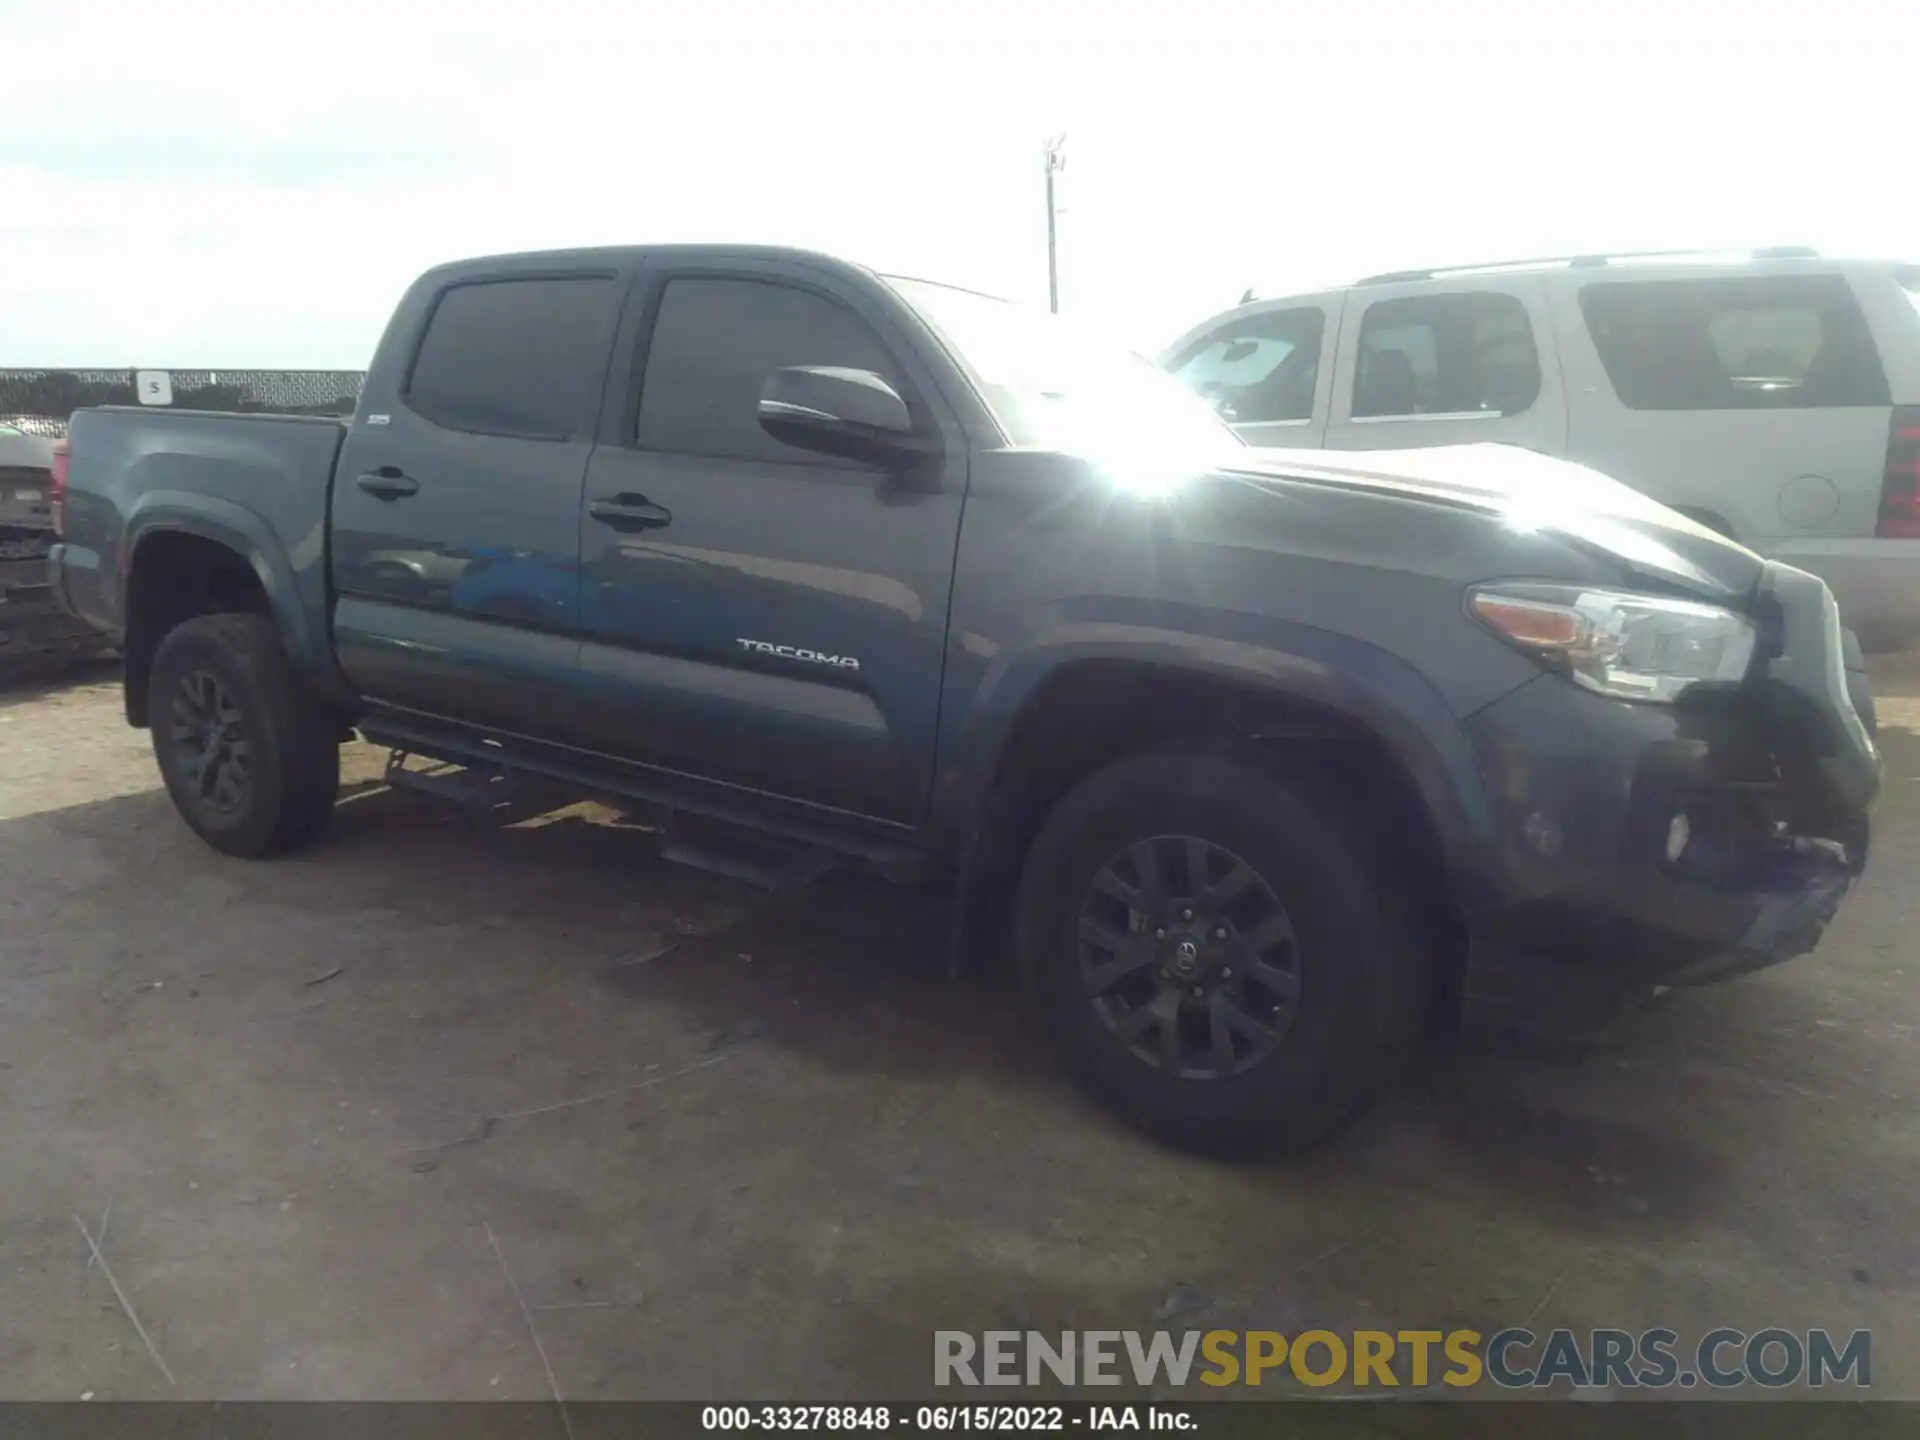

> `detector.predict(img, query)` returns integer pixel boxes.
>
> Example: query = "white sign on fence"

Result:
[135,370,173,406]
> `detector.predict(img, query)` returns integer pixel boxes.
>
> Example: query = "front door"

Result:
[572,264,967,824]
[330,269,622,737]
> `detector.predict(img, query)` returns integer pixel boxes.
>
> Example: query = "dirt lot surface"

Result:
[1,656,1916,1401]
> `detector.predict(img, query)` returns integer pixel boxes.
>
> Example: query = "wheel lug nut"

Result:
[1214,927,1227,939]
[1154,928,1166,939]
[1191,986,1204,998]
[1221,967,1233,978]
[1180,907,1193,921]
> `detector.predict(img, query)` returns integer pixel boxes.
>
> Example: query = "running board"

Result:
[657,820,838,892]
[358,717,939,886]
[382,750,522,813]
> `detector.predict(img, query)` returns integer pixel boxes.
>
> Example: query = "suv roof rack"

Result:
[1355,246,1820,286]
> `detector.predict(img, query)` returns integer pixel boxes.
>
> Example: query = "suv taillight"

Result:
[49,438,69,538]
[1878,408,1920,538]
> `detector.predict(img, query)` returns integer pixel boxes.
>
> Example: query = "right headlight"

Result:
[1469,582,1757,703]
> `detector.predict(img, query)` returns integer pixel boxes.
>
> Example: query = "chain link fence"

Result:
[1,368,365,438]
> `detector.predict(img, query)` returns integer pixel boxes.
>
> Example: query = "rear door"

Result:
[571,261,968,824]
[331,268,624,737]
[1160,295,1342,447]
[1551,271,1894,546]
[1322,278,1567,456]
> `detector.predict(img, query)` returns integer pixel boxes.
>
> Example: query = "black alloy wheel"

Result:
[169,668,254,816]
[147,612,341,857]
[1017,748,1430,1156]
[1078,834,1301,1080]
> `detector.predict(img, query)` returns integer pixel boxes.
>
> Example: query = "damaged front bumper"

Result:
[1457,562,1880,1036]
[1664,836,1857,985]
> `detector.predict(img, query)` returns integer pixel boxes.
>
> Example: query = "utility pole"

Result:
[1043,134,1067,314]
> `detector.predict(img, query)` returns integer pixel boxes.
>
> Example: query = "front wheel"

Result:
[1017,749,1427,1156]
[149,613,340,857]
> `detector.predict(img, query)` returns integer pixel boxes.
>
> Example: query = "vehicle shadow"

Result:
[10,719,1909,1247]
[319,773,1046,1090]
[0,654,118,707]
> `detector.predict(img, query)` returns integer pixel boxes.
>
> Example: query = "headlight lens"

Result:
[1469,583,1756,702]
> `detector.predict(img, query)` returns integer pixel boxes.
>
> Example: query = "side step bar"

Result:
[382,750,522,813]
[360,719,939,888]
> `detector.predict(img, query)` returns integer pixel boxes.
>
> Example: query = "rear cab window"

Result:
[1577,275,1890,410]
[406,276,618,439]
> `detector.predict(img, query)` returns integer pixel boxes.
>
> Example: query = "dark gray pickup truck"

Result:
[51,245,1882,1154]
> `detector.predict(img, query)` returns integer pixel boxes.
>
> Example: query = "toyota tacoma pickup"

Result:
[50,245,1882,1154]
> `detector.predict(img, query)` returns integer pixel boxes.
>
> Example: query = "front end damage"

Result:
[1458,562,1880,1038]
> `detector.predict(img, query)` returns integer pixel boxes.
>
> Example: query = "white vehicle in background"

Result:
[1,423,108,666]
[1162,249,1920,651]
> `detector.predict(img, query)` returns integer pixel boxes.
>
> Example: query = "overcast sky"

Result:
[1,0,1913,367]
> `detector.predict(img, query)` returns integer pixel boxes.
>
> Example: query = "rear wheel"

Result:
[1017,749,1427,1156]
[149,613,340,857]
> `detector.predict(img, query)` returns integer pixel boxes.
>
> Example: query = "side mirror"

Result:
[758,366,925,468]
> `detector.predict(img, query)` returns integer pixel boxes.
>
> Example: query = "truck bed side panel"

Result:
[60,408,347,690]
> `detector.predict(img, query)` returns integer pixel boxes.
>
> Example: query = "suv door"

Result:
[1160,296,1341,447]
[332,268,624,736]
[572,261,967,824]
[1322,278,1567,456]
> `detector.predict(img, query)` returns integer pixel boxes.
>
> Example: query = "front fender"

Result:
[125,491,350,704]
[934,604,1502,887]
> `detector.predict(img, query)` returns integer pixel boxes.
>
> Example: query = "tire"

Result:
[1016,748,1427,1157]
[148,613,340,857]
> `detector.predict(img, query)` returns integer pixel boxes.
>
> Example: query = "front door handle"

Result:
[356,468,419,500]
[588,493,672,531]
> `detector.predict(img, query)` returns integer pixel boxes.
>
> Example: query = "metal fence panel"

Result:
[0,368,365,437]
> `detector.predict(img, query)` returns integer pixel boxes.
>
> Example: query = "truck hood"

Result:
[1214,442,1766,604]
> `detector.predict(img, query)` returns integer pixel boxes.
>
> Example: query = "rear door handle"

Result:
[588,494,672,531]
[356,468,419,500]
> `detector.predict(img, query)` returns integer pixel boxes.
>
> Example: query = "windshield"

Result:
[885,277,1240,458]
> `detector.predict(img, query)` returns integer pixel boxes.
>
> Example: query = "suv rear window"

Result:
[407,276,617,439]
[1578,276,1890,410]
[1351,292,1540,419]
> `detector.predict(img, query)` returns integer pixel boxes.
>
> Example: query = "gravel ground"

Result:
[0,656,1915,1401]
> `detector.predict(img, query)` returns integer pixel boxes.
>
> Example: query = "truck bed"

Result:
[56,407,347,649]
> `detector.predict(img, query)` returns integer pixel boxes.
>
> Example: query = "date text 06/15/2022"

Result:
[701,1404,1193,1431]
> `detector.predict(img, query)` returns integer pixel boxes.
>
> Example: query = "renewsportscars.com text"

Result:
[934,1327,1871,1391]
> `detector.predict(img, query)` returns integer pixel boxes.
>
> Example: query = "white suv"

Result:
[1161,249,1920,650]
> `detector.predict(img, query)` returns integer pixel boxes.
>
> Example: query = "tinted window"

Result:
[637,278,900,462]
[1168,307,1325,423]
[1579,276,1890,410]
[407,277,616,438]
[1352,292,1540,418]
